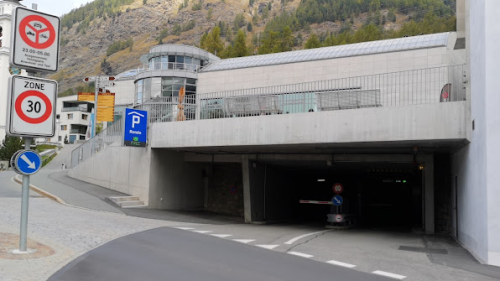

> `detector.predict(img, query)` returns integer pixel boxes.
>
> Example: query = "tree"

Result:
[200,26,224,55]
[304,34,320,49]
[233,30,248,57]
[0,136,24,163]
[207,7,213,20]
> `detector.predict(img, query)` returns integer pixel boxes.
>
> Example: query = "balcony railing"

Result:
[135,96,197,123]
[70,129,87,134]
[62,106,89,113]
[132,65,466,122]
[71,120,124,167]
[150,62,201,72]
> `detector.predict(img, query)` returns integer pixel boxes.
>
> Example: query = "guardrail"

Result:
[71,120,124,168]
[62,106,89,113]
[196,65,466,119]
[150,62,201,72]
[70,65,466,167]
[134,96,197,123]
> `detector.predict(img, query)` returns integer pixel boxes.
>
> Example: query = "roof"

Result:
[201,32,451,72]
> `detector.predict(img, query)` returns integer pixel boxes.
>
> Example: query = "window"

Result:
[67,113,73,120]
[135,80,144,105]
[79,135,86,140]
[61,125,67,130]
[82,114,88,120]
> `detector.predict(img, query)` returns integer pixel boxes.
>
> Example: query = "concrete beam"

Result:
[152,102,468,149]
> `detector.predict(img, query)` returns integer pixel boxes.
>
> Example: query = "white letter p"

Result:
[132,115,140,128]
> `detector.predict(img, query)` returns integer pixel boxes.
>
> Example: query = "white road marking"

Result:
[372,271,407,280]
[287,251,313,258]
[233,239,255,244]
[284,231,326,245]
[327,260,356,268]
[193,230,212,234]
[211,234,232,238]
[175,227,195,230]
[256,245,279,250]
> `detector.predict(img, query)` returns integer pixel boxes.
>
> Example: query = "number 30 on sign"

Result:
[6,75,58,137]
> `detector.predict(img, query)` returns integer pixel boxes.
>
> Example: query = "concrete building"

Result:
[68,0,500,267]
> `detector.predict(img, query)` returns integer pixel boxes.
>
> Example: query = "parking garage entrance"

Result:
[247,160,425,231]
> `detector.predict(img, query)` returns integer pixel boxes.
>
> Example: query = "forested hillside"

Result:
[54,0,456,96]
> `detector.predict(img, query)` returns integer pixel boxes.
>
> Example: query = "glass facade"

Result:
[148,55,202,71]
[161,77,197,97]
[134,45,219,106]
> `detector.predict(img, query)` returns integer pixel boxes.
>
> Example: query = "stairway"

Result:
[109,196,146,208]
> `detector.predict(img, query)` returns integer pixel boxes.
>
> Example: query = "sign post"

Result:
[7,5,60,254]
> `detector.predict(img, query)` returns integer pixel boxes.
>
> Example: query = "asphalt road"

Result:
[49,227,392,281]
[0,171,23,197]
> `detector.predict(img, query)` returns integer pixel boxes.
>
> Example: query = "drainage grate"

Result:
[399,246,448,255]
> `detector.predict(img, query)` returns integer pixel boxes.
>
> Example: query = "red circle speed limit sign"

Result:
[7,76,58,137]
[10,7,60,72]
[332,183,344,194]
[15,91,53,124]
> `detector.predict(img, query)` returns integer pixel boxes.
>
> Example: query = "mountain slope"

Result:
[52,0,456,96]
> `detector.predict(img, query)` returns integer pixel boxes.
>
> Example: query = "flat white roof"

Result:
[201,32,451,72]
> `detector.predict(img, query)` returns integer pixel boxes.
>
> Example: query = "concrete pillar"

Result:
[422,154,435,234]
[242,156,252,223]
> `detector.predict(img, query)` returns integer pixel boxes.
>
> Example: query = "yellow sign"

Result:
[96,93,115,122]
[78,92,95,102]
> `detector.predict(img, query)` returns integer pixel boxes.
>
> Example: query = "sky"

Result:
[20,0,96,17]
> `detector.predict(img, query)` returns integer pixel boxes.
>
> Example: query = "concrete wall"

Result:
[198,37,460,95]
[68,143,151,203]
[206,163,244,217]
[152,102,468,149]
[451,0,500,266]
[148,149,204,210]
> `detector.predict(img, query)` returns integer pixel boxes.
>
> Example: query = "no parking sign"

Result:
[6,76,57,137]
[10,7,60,72]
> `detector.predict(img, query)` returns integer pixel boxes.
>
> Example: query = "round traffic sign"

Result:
[332,183,344,194]
[335,214,343,222]
[14,150,42,176]
[19,15,56,49]
[332,195,343,206]
[15,90,52,124]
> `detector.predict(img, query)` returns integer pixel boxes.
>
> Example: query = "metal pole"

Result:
[19,137,31,252]
[93,78,99,138]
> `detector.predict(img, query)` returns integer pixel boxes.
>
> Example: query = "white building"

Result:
[0,0,26,143]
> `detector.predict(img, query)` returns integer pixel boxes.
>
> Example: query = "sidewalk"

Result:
[27,169,244,225]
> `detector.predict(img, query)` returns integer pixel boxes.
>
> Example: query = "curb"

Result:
[14,175,68,205]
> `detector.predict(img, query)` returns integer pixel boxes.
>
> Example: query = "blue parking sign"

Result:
[124,108,148,147]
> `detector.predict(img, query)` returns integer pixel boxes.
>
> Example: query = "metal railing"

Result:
[196,65,466,119]
[71,120,124,167]
[134,96,197,123]
[62,106,89,113]
[150,62,201,72]
[70,65,466,167]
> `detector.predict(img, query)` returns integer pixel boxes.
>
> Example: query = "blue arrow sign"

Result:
[332,195,343,206]
[15,150,42,175]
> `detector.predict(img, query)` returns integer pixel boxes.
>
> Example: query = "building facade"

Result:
[0,0,26,143]
[68,0,500,267]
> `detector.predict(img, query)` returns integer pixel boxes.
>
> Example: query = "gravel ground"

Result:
[0,197,190,281]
